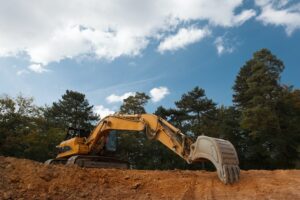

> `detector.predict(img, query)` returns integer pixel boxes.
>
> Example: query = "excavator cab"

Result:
[64,127,90,140]
[105,130,117,152]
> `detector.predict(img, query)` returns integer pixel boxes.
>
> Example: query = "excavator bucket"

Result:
[188,136,240,184]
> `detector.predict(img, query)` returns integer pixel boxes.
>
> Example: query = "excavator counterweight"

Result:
[45,114,240,184]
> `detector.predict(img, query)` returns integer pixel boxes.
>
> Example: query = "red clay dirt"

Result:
[0,156,299,200]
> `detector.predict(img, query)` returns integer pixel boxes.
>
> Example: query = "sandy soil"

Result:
[0,156,299,200]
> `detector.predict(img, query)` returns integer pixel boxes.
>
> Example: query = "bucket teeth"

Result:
[222,164,240,184]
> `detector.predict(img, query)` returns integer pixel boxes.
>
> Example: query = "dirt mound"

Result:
[0,156,299,200]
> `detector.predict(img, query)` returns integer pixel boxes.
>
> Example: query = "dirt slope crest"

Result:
[0,156,299,200]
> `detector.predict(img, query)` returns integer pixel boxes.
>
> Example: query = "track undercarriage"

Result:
[45,155,129,169]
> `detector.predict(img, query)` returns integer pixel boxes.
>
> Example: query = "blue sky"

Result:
[0,0,300,117]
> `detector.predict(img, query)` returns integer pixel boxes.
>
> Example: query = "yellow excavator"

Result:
[45,114,240,184]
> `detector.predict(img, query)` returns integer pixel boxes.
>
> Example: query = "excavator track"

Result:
[66,155,130,169]
[189,136,240,184]
[45,158,68,165]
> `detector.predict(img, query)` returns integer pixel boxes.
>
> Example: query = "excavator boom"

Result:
[46,114,240,184]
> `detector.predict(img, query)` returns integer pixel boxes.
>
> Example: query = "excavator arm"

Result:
[51,114,240,184]
[86,114,193,160]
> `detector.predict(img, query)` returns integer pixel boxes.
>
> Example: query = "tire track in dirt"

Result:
[193,175,217,200]
[181,175,197,200]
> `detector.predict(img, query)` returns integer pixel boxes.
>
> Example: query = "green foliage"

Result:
[120,92,150,114]
[0,95,64,161]
[175,86,218,138]
[213,106,250,168]
[233,48,299,169]
[45,90,99,129]
[0,91,96,162]
[233,48,284,109]
[275,87,300,168]
[155,106,190,133]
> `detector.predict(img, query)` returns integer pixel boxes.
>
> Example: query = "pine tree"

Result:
[45,90,99,129]
[175,86,217,138]
[119,92,150,114]
[232,48,298,168]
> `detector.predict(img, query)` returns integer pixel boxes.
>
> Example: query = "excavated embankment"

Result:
[0,156,299,200]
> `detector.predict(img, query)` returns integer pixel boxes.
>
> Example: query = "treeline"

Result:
[0,91,98,161]
[0,49,299,169]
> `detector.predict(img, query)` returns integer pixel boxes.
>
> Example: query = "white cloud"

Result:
[256,0,300,35]
[0,0,255,66]
[232,9,257,26]
[94,105,115,118]
[106,92,136,103]
[150,86,170,102]
[28,64,48,73]
[214,36,234,55]
[158,27,211,53]
[215,37,225,55]
[16,69,29,76]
